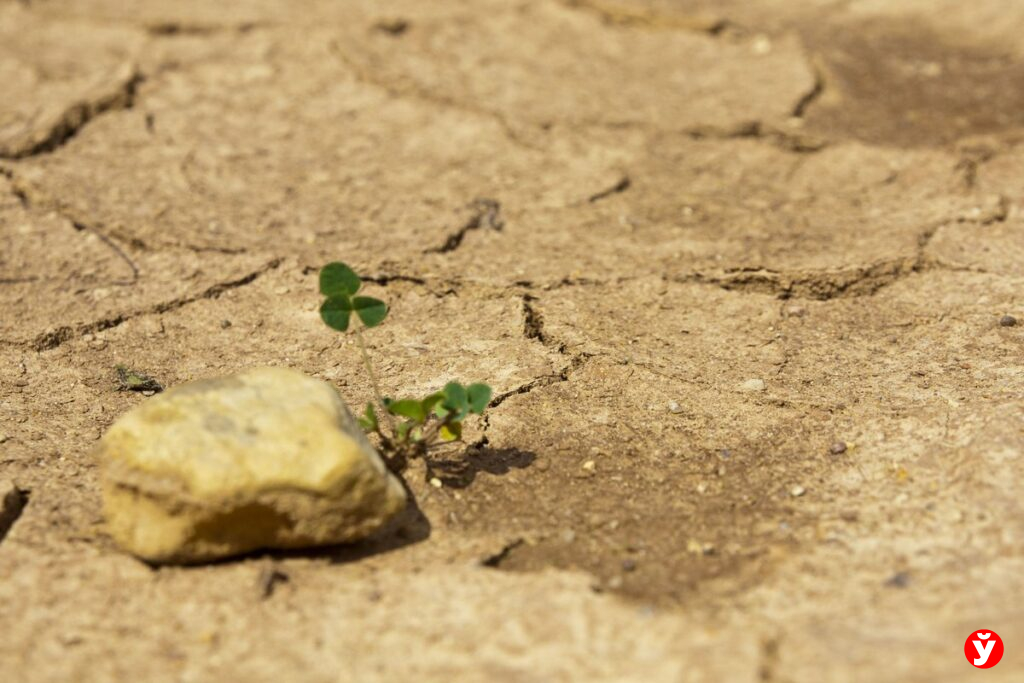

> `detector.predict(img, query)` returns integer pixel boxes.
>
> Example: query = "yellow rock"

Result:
[97,367,406,564]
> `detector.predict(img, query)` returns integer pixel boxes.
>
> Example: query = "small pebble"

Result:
[829,441,847,455]
[581,460,596,473]
[885,571,911,588]
[221,320,232,329]
[751,35,772,55]
[785,305,806,318]
[667,401,682,414]
[0,433,8,443]
[686,539,715,555]
[790,485,806,497]
[374,18,410,35]
[1000,315,1017,327]
[429,477,443,488]
[739,378,766,392]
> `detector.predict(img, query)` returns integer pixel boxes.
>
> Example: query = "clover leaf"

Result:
[319,261,493,476]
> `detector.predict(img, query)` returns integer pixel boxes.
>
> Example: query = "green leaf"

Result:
[395,421,413,443]
[387,398,426,424]
[320,296,353,332]
[320,262,361,297]
[467,383,492,415]
[422,392,445,415]
[357,402,378,432]
[440,421,463,442]
[442,382,469,419]
[353,296,388,328]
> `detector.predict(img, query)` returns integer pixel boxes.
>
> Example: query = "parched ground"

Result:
[2,1,1023,680]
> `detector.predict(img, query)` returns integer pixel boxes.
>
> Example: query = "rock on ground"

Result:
[98,366,406,563]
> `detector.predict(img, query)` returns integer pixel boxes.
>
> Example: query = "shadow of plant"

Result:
[427,446,536,489]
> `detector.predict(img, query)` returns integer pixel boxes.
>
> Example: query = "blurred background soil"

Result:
[2,1,1023,680]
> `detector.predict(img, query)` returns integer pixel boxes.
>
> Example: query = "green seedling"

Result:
[318,262,492,473]
[115,364,163,393]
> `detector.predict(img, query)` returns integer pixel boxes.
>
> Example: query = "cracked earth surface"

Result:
[2,1,1023,681]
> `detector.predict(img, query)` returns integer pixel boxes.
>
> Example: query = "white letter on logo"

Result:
[974,639,996,666]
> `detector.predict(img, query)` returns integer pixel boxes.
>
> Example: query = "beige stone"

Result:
[97,367,406,564]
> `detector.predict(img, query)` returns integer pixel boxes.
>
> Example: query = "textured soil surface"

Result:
[2,1,1023,680]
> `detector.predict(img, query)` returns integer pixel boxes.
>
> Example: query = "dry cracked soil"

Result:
[2,1,1024,681]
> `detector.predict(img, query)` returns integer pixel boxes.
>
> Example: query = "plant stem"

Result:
[419,413,453,445]
[354,327,395,432]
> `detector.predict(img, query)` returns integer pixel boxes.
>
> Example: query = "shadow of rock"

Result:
[324,480,431,564]
[168,447,533,569]
[233,478,431,566]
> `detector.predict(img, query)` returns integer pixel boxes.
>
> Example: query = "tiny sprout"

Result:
[115,364,163,393]
[319,261,492,474]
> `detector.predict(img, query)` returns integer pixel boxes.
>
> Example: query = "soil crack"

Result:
[31,258,283,351]
[522,294,562,349]
[560,0,736,36]
[682,120,826,153]
[680,258,920,300]
[791,59,826,118]
[495,294,593,405]
[71,219,140,284]
[0,65,144,159]
[145,21,262,36]
[330,41,541,151]
[426,198,504,254]
[587,174,631,203]
[481,537,525,568]
[677,216,975,300]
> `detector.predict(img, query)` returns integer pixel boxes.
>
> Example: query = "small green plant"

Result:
[318,262,492,473]
[115,364,163,393]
